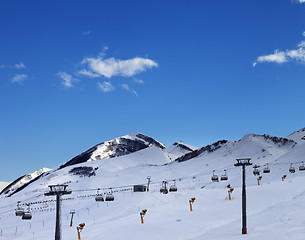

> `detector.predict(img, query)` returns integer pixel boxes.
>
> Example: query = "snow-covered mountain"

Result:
[1,127,305,240]
[176,134,296,163]
[0,168,51,196]
[60,132,166,168]
[163,141,198,161]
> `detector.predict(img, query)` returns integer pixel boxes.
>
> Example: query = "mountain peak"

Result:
[60,132,166,169]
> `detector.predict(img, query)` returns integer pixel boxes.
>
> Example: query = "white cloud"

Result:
[298,0,305,3]
[286,47,305,62]
[78,69,100,78]
[82,30,91,35]
[57,71,77,88]
[121,84,138,96]
[134,78,144,84]
[82,56,158,78]
[254,34,305,66]
[98,81,115,93]
[11,74,27,83]
[0,62,26,69]
[254,50,287,66]
[14,62,25,69]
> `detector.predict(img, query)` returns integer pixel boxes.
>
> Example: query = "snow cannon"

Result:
[228,188,234,200]
[140,209,147,224]
[77,223,85,240]
[257,176,262,186]
[189,197,196,211]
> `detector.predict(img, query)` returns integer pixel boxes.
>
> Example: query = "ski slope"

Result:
[0,129,304,239]
[1,170,305,240]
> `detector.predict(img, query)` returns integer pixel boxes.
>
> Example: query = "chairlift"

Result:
[95,188,104,202]
[263,163,270,174]
[289,163,295,173]
[211,170,219,182]
[15,201,24,216]
[253,168,260,176]
[105,188,114,201]
[299,161,305,171]
[220,170,228,181]
[22,204,32,220]
[160,181,168,194]
[169,180,177,192]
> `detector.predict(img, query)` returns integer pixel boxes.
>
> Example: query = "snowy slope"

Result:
[287,127,305,144]
[164,141,198,161]
[1,154,305,240]
[0,168,51,196]
[1,128,305,240]
[0,182,9,192]
[176,134,296,165]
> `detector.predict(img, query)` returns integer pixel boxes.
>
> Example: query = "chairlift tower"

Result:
[147,176,151,192]
[45,185,72,240]
[234,158,252,234]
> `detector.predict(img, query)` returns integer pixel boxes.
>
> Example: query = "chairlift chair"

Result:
[22,212,32,220]
[105,188,114,201]
[289,163,295,173]
[211,170,219,182]
[22,204,32,220]
[299,161,305,171]
[95,188,104,202]
[160,181,168,194]
[263,163,270,174]
[253,169,260,176]
[169,180,177,192]
[15,201,24,216]
[220,170,228,181]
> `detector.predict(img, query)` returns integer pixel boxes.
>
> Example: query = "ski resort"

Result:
[0,128,304,240]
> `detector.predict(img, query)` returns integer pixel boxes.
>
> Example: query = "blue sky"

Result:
[1,0,305,181]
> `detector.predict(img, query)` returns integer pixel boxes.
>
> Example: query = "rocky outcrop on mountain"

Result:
[175,140,228,162]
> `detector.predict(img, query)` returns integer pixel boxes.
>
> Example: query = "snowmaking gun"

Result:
[77,223,85,240]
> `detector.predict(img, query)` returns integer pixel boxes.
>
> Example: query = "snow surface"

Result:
[163,141,198,161]
[0,182,9,192]
[287,127,305,144]
[1,129,305,239]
